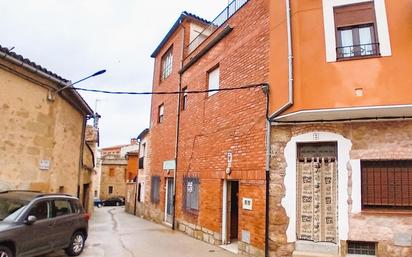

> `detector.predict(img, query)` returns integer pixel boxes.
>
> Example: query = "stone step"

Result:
[292,250,339,257]
[295,240,339,255]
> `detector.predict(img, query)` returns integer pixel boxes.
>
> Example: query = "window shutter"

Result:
[334,2,375,27]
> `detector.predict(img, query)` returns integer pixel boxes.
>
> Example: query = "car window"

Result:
[70,199,83,214]
[27,201,50,220]
[52,200,73,217]
[0,198,29,221]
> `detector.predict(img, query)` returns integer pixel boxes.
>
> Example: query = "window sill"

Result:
[360,209,412,216]
[184,209,199,216]
[336,54,381,62]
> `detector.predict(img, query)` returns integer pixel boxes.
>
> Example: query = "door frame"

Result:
[164,177,174,225]
[221,180,239,245]
[282,131,352,243]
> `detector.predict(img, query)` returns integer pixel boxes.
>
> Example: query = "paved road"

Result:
[43,207,236,257]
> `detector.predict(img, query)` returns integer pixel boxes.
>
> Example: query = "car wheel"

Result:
[97,203,102,208]
[0,246,13,257]
[65,231,86,256]
[116,201,120,206]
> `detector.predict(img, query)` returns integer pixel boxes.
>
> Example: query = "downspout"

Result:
[172,22,186,230]
[270,0,294,119]
[266,1,294,256]
[134,139,140,216]
[264,85,270,257]
[77,115,87,200]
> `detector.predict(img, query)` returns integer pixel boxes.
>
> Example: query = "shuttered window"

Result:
[334,2,379,59]
[361,160,412,209]
[151,176,160,204]
[184,177,199,213]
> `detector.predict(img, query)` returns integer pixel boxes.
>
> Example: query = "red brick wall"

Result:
[149,0,269,252]
[148,20,189,215]
[176,0,269,250]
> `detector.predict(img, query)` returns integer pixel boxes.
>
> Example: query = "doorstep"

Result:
[220,240,239,254]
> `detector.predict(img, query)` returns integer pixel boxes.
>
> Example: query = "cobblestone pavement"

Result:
[42,206,237,257]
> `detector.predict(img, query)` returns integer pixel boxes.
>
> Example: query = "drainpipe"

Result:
[77,115,87,200]
[172,22,186,230]
[270,0,294,119]
[265,1,294,256]
[264,85,270,257]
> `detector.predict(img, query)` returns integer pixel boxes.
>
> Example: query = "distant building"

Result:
[0,44,95,211]
[100,139,139,200]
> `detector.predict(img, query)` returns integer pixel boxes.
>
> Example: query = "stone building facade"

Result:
[0,45,94,209]
[100,154,128,200]
[99,141,139,200]
[267,1,412,256]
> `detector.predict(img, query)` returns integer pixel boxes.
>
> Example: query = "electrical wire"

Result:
[72,83,267,95]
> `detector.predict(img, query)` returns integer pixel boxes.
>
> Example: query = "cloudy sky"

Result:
[1,0,229,147]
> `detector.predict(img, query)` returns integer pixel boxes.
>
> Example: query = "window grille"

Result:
[348,241,376,255]
[361,160,412,209]
[183,177,199,213]
[151,176,160,204]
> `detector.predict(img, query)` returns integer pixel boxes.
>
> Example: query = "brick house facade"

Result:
[144,0,412,256]
[146,0,269,255]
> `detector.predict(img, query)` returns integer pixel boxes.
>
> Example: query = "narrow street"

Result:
[44,207,237,257]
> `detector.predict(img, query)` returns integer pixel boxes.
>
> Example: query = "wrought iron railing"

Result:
[336,43,380,59]
[188,0,249,53]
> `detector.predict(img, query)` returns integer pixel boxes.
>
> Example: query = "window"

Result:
[108,186,113,194]
[52,200,73,217]
[334,2,379,59]
[184,177,199,213]
[141,143,146,157]
[161,47,173,80]
[151,176,160,203]
[207,66,220,96]
[348,241,376,255]
[109,168,115,177]
[28,201,50,220]
[361,160,412,209]
[181,87,188,110]
[158,104,164,123]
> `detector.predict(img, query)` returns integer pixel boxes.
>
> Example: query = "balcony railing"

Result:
[139,157,144,169]
[188,0,249,53]
[336,43,380,59]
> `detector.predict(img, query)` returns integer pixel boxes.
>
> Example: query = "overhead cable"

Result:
[72,83,267,95]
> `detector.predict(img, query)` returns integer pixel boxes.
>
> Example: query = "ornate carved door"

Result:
[297,143,338,243]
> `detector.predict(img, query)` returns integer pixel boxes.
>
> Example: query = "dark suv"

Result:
[0,191,89,257]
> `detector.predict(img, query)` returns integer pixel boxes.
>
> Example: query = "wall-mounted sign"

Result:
[187,181,193,193]
[40,160,50,170]
[242,197,253,210]
[163,160,176,170]
[227,152,233,167]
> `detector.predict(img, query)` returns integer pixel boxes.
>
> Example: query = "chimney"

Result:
[130,138,138,145]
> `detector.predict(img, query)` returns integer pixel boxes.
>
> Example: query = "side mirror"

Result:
[24,215,37,225]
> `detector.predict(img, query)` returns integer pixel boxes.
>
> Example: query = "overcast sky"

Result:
[1,0,229,147]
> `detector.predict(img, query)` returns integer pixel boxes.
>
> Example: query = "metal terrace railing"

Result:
[188,0,249,53]
[336,43,380,59]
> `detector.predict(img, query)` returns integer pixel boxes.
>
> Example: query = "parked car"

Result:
[0,190,89,257]
[93,197,103,208]
[102,196,125,206]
